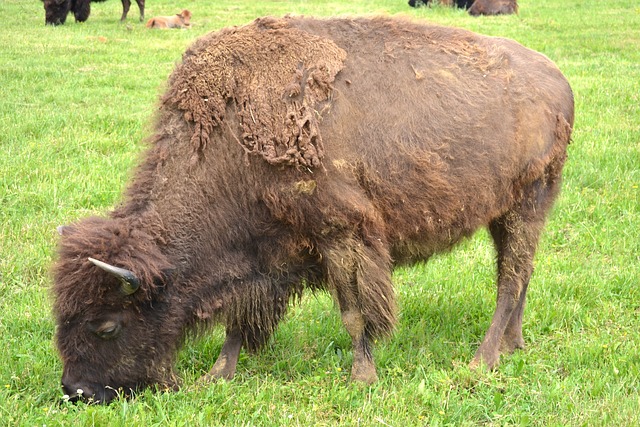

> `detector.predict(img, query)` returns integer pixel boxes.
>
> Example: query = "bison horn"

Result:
[87,257,140,295]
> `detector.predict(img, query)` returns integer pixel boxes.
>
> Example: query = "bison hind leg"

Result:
[472,162,564,370]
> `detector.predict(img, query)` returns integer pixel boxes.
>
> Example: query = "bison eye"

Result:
[94,320,122,340]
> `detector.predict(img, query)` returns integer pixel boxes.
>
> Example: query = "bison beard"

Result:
[42,0,144,25]
[53,15,574,403]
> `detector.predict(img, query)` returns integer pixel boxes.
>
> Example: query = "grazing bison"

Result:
[469,0,518,16]
[409,0,475,8]
[43,0,144,25]
[53,15,573,403]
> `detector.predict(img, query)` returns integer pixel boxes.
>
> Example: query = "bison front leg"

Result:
[120,0,131,22]
[135,0,145,22]
[324,238,396,384]
[201,327,243,381]
[341,309,378,383]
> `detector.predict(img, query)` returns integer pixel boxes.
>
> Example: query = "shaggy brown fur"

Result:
[165,19,346,167]
[146,10,192,29]
[469,0,518,16]
[53,15,574,403]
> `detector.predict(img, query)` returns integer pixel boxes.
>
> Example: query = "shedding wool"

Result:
[163,17,346,168]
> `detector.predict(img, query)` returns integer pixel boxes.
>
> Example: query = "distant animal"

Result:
[408,0,475,9]
[469,0,518,15]
[146,9,191,29]
[42,0,144,25]
[53,15,574,404]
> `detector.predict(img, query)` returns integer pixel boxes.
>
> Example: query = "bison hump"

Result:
[163,17,347,168]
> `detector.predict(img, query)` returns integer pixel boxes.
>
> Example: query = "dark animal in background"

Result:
[408,0,475,9]
[407,0,517,14]
[469,0,518,15]
[42,0,144,25]
[53,15,574,404]
[146,9,191,29]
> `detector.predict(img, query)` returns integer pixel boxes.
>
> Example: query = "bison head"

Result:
[53,217,178,403]
[42,0,71,25]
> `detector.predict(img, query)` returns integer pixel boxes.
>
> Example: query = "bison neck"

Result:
[110,134,314,342]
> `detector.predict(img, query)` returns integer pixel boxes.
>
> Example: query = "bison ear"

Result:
[87,257,141,296]
[155,267,177,286]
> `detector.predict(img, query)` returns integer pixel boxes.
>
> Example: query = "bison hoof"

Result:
[470,353,500,371]
[351,365,378,384]
[500,336,526,354]
[500,342,525,355]
[199,365,236,383]
[198,371,233,384]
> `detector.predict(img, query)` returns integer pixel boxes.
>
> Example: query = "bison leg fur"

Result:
[135,0,145,22]
[120,0,131,22]
[201,328,243,382]
[472,213,539,369]
[472,170,562,369]
[341,309,378,384]
[120,0,145,22]
[325,238,396,383]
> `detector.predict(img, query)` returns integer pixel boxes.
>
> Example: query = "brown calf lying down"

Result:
[146,9,191,29]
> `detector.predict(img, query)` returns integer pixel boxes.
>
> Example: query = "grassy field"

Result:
[1,0,638,425]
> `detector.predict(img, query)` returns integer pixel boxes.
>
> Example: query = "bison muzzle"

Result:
[53,15,574,403]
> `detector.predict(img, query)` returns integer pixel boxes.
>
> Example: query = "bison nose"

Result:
[61,381,95,403]
[61,380,119,404]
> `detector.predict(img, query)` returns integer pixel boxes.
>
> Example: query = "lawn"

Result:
[0,0,638,425]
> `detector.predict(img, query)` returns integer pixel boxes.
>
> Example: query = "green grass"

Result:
[1,0,639,425]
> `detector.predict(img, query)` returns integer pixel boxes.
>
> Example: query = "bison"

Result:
[42,0,144,25]
[408,0,475,9]
[469,0,518,16]
[408,0,518,15]
[145,9,192,29]
[53,15,574,404]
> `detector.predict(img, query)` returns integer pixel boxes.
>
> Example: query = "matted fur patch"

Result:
[164,17,346,168]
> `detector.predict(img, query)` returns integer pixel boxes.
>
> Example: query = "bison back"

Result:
[147,16,573,263]
[281,16,573,259]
